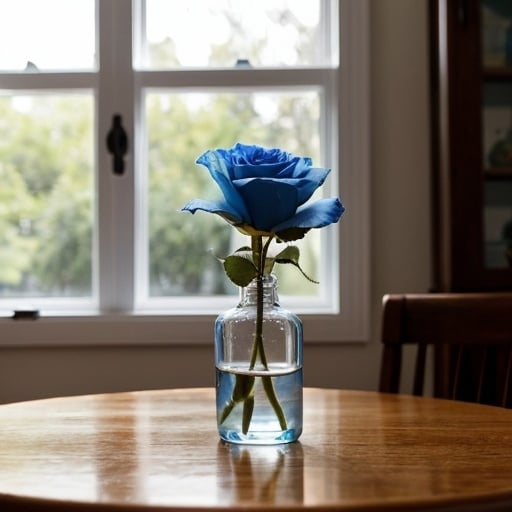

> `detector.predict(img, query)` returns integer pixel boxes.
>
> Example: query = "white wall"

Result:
[0,0,432,404]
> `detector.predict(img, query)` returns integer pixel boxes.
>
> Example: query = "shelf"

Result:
[430,0,512,292]
[485,166,512,178]
[483,66,512,81]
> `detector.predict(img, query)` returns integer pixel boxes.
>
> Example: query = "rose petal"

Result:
[196,150,251,221]
[285,168,331,204]
[234,178,298,231]
[275,157,313,178]
[181,198,244,225]
[272,198,345,232]
[232,161,296,179]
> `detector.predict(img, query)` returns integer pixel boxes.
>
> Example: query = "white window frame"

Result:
[0,0,370,346]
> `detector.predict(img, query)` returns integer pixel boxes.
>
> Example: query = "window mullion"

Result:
[134,68,335,88]
[97,0,136,312]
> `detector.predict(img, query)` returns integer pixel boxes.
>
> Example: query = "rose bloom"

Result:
[182,143,344,239]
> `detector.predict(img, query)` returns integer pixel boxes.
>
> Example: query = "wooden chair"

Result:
[379,293,512,408]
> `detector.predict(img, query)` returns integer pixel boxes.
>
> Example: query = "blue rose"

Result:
[182,143,344,240]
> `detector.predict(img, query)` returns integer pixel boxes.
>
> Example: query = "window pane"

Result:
[140,0,328,69]
[145,90,321,297]
[0,0,96,71]
[0,94,94,298]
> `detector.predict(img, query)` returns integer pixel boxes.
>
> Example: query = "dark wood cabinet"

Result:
[430,0,512,291]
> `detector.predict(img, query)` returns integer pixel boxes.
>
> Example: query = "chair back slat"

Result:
[412,344,427,396]
[451,344,463,401]
[475,345,487,404]
[503,346,512,408]
[379,293,512,409]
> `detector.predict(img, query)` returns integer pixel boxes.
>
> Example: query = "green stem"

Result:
[249,235,271,370]
[221,235,288,433]
[248,235,287,431]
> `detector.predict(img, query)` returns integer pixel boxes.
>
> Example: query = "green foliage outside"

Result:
[146,91,320,297]
[0,10,323,300]
[0,95,93,297]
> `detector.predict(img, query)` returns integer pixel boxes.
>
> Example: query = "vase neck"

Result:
[240,274,279,307]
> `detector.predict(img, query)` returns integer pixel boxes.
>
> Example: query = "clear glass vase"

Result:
[215,274,303,445]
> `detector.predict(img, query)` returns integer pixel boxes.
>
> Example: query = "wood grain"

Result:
[0,388,512,511]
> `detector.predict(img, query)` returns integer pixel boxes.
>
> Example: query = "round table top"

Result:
[0,387,512,512]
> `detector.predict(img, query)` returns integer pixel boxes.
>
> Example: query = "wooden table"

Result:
[1,388,512,512]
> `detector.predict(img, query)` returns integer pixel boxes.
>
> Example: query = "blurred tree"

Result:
[0,162,38,289]
[33,166,92,294]
[0,95,93,296]
[0,5,321,299]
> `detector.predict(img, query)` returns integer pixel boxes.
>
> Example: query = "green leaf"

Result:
[275,227,311,242]
[262,244,299,275]
[223,255,258,287]
[274,245,300,262]
[233,246,252,254]
[275,245,319,284]
[232,247,254,266]
[263,257,276,275]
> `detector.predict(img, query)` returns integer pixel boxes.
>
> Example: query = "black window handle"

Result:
[106,114,129,175]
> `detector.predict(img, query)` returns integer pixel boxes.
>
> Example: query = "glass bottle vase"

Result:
[215,274,303,445]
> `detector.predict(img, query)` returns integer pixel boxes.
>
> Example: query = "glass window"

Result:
[139,0,333,69]
[0,0,370,345]
[143,89,321,299]
[0,0,96,72]
[0,93,94,300]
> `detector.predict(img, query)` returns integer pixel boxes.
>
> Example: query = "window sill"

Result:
[0,310,368,348]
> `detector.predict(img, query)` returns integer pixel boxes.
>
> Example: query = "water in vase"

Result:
[216,364,303,445]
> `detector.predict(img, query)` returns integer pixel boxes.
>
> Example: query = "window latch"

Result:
[106,114,129,175]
